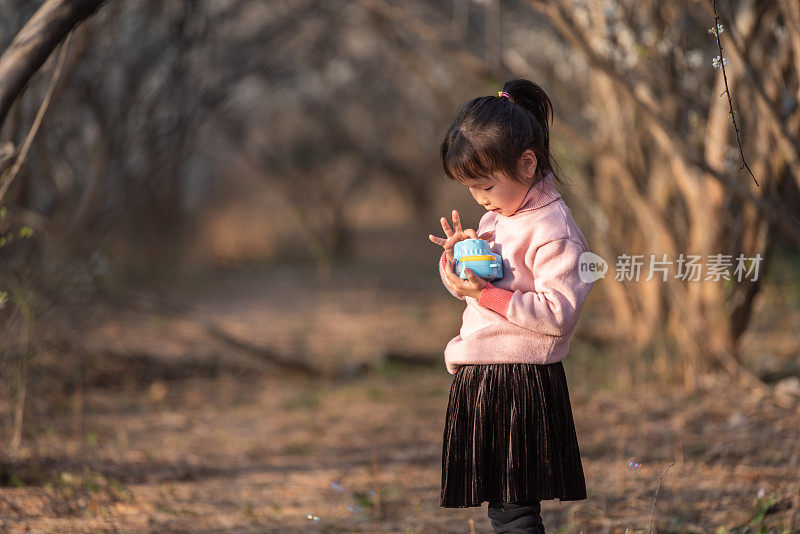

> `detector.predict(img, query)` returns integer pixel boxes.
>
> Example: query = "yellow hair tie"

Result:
[498,91,511,99]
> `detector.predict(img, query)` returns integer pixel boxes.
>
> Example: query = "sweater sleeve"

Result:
[477,238,593,337]
[438,250,466,300]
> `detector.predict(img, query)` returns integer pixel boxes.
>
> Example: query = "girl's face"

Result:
[460,170,534,217]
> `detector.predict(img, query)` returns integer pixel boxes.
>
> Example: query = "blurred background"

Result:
[0,0,799,532]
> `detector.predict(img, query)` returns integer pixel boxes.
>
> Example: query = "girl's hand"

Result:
[443,264,487,300]
[428,209,494,263]
[428,209,493,299]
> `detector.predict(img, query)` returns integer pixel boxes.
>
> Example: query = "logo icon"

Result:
[578,251,607,283]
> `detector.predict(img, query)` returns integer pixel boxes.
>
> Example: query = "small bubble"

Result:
[306,513,320,521]
[626,457,641,470]
[331,480,344,492]
[347,504,364,514]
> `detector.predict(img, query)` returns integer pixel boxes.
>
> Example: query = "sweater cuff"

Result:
[477,282,513,317]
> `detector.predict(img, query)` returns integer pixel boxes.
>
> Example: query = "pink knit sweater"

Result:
[438,170,594,374]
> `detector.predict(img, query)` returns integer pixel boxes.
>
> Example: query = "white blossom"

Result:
[708,23,724,37]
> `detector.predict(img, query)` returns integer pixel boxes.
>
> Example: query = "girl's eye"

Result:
[484,186,493,191]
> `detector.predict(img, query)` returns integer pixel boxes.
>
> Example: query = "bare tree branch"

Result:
[710,0,758,186]
[0,0,107,129]
[703,0,800,192]
[525,0,800,250]
[0,32,73,204]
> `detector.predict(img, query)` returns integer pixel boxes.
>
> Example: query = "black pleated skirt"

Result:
[440,362,587,508]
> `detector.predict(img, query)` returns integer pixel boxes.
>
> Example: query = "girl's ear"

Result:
[520,150,538,180]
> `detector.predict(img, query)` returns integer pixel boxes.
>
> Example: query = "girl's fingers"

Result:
[444,266,462,286]
[437,212,491,250]
[440,217,454,237]
[464,269,485,289]
[451,210,463,234]
[429,234,446,246]
[443,271,458,292]
[463,268,474,285]
[447,266,478,290]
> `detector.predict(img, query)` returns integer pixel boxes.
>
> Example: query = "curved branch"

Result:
[0,32,73,204]
[0,0,107,129]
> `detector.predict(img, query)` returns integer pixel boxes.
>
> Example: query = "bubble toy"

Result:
[454,238,503,281]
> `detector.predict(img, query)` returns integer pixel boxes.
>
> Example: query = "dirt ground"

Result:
[2,364,799,533]
[1,249,799,533]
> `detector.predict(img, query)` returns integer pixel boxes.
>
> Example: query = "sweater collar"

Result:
[509,170,561,216]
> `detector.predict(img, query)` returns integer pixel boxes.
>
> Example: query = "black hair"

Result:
[440,78,565,189]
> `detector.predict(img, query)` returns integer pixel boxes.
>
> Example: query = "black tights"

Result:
[487,501,545,534]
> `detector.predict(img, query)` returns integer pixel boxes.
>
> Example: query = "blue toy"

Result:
[453,238,503,281]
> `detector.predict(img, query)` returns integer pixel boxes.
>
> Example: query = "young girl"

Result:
[428,78,594,533]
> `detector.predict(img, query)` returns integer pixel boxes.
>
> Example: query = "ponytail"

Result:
[440,77,564,188]
[501,79,553,154]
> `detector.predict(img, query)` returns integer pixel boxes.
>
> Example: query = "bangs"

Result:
[442,133,500,184]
